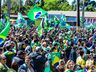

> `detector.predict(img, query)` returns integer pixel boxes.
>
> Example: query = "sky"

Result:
[67,0,96,5]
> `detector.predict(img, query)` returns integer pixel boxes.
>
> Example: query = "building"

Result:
[48,11,96,26]
[10,11,96,26]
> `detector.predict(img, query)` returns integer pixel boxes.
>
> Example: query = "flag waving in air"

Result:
[60,15,66,27]
[0,21,10,40]
[0,15,10,46]
[15,12,27,28]
[36,18,44,37]
[27,5,47,20]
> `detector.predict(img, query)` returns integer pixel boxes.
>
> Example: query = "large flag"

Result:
[53,16,59,24]
[60,15,71,29]
[0,21,10,40]
[27,5,47,20]
[0,21,3,33]
[0,21,10,46]
[47,18,54,32]
[65,23,71,29]
[43,16,49,31]
[52,56,60,66]
[60,15,66,27]
[36,19,44,37]
[15,12,27,28]
[51,52,60,66]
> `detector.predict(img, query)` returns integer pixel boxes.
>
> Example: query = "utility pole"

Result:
[0,0,1,19]
[82,0,85,28]
[77,0,80,30]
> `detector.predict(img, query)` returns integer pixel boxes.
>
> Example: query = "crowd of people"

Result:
[0,20,96,72]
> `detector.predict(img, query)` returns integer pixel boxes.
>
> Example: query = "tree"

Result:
[61,2,72,11]
[85,1,96,11]
[80,0,96,11]
[72,0,76,11]
[43,0,72,11]
[1,0,96,15]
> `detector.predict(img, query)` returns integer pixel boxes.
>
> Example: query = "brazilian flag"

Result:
[0,21,10,46]
[27,5,47,20]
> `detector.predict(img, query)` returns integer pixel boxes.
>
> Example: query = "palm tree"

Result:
[72,0,76,11]
[7,0,11,18]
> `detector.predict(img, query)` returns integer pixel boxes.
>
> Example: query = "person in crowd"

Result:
[69,46,77,63]
[18,55,35,72]
[11,50,25,71]
[3,43,16,68]
[76,49,86,69]
[0,17,96,72]
[65,60,82,72]
[0,47,4,55]
[84,59,96,72]
[54,60,65,72]
[29,46,47,72]
[0,54,9,72]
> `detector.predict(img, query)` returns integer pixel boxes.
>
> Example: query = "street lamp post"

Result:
[77,0,80,30]
[0,0,1,19]
[82,0,85,28]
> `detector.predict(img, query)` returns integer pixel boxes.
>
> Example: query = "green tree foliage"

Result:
[43,0,72,11]
[85,1,96,11]
[1,0,96,14]
[72,0,96,11]
[72,0,76,11]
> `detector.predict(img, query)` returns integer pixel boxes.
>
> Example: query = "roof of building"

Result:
[9,11,96,20]
[48,11,96,18]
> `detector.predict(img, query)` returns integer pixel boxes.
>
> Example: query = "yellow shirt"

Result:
[76,56,85,68]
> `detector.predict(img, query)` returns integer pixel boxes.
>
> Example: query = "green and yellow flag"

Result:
[0,15,10,46]
[52,56,60,65]
[27,5,47,20]
[36,19,44,37]
[0,21,10,40]
[51,52,60,66]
